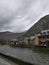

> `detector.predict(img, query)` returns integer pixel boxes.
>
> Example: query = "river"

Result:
[0,45,49,65]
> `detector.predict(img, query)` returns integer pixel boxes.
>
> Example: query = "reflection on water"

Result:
[0,45,49,65]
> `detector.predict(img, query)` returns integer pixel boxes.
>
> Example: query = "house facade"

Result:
[34,30,49,47]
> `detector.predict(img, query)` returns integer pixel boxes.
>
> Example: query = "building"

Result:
[10,38,18,45]
[29,36,35,46]
[18,37,23,44]
[34,30,49,47]
[23,37,29,44]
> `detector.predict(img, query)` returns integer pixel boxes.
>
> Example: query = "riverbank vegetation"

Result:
[33,47,49,54]
[10,43,31,48]
[0,38,9,45]
[0,39,7,45]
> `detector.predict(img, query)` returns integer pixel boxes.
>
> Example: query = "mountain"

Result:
[0,31,26,41]
[24,15,49,37]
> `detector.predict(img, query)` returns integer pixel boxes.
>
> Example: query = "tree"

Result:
[0,39,7,45]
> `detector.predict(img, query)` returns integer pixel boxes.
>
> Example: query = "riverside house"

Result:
[22,36,35,47]
[10,38,18,45]
[34,30,49,47]
[23,37,29,44]
[29,36,35,46]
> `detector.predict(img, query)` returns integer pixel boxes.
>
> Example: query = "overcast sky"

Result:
[0,0,49,32]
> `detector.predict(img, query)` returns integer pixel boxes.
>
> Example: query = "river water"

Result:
[0,45,49,65]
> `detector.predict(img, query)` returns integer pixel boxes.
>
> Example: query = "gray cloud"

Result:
[0,0,49,32]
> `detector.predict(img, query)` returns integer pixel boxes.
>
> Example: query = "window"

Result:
[47,31,49,34]
[47,35,49,38]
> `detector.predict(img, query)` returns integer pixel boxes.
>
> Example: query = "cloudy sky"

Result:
[0,0,49,32]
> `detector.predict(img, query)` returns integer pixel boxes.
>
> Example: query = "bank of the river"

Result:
[32,47,49,54]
